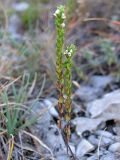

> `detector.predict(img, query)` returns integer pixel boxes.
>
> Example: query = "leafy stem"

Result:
[54,5,76,141]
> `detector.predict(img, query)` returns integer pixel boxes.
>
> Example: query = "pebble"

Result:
[8,14,22,40]
[108,142,120,152]
[70,133,79,146]
[88,135,99,146]
[76,139,95,157]
[95,130,114,140]
[100,137,113,146]
[12,2,29,12]
[75,85,102,102]
[44,98,58,118]
[87,89,120,118]
[89,75,113,89]
[72,117,102,136]
[95,130,113,139]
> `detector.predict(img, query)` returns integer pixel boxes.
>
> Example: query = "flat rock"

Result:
[108,142,120,152]
[72,117,102,135]
[95,130,114,146]
[76,139,95,157]
[71,133,80,145]
[87,90,120,118]
[100,137,113,146]
[95,130,113,139]
[88,135,99,146]
[8,14,22,32]
[12,2,29,12]
[89,75,114,89]
[75,85,102,102]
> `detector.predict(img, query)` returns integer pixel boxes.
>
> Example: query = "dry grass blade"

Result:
[7,134,14,160]
[0,75,14,80]
[21,130,55,160]
[0,76,21,93]
[0,102,28,108]
[97,128,107,160]
[0,130,7,136]
[15,142,40,154]
[83,17,108,22]
[28,73,37,96]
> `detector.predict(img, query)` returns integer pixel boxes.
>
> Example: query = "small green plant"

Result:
[63,44,76,141]
[54,5,66,129]
[0,74,46,159]
[0,74,43,136]
[1,74,30,136]
[54,5,76,142]
[21,5,39,30]
[100,39,117,66]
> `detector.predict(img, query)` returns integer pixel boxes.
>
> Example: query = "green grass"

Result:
[21,5,39,31]
[100,39,117,66]
[0,73,44,136]
[1,74,29,135]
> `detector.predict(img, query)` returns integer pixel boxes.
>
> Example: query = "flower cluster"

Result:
[54,6,66,19]
[54,5,66,28]
[64,49,73,57]
[64,45,76,57]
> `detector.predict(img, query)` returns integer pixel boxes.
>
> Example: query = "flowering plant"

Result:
[54,5,76,141]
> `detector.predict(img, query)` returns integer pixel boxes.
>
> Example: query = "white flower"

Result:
[53,9,60,17]
[64,50,72,57]
[70,49,73,53]
[68,52,71,57]
[61,23,65,28]
[64,50,68,55]
[62,13,66,19]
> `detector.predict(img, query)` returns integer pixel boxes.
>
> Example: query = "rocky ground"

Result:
[1,0,120,160]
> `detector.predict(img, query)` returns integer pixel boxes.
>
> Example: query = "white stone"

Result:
[101,137,113,146]
[12,2,29,12]
[44,99,58,118]
[8,14,22,34]
[95,130,113,138]
[75,85,102,102]
[76,139,95,157]
[109,142,120,152]
[88,135,99,146]
[72,117,102,136]
[87,90,120,118]
[89,75,113,89]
